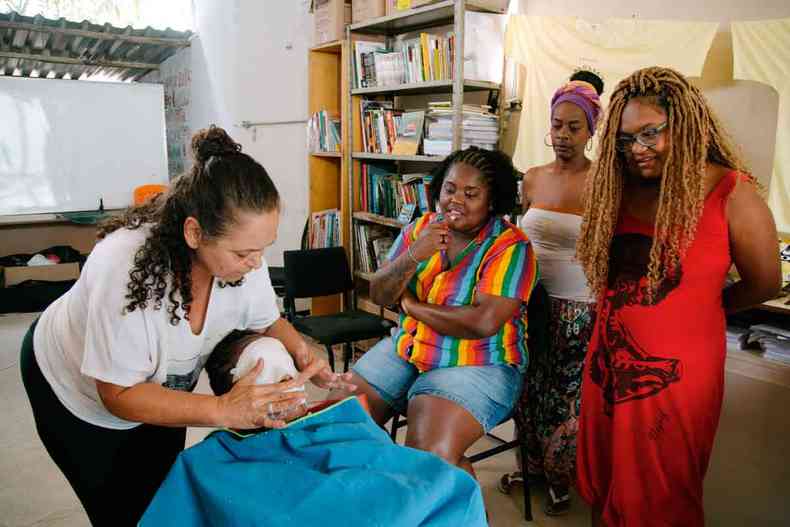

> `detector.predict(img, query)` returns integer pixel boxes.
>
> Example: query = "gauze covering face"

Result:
[230,337,305,392]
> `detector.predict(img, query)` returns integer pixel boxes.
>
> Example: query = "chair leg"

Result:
[343,342,352,373]
[518,434,532,522]
[324,344,336,372]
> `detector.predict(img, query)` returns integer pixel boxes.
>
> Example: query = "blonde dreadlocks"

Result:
[577,66,747,298]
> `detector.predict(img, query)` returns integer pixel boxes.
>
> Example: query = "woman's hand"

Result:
[216,359,315,429]
[409,219,449,262]
[294,351,357,392]
[400,289,418,317]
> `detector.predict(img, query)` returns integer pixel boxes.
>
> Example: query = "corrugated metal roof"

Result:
[0,10,192,82]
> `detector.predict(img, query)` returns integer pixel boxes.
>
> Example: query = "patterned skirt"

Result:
[513,296,596,490]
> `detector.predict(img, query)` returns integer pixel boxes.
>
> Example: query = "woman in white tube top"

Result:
[499,70,604,516]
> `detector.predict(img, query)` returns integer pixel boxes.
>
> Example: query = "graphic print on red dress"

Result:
[590,233,683,416]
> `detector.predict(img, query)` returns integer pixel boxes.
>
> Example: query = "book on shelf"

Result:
[391,110,425,155]
[353,40,387,89]
[360,100,426,156]
[359,162,433,219]
[308,110,341,153]
[309,208,340,249]
[353,222,396,274]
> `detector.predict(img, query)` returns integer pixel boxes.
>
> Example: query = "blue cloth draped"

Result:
[140,397,487,526]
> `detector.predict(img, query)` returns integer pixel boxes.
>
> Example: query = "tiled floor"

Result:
[2,312,789,526]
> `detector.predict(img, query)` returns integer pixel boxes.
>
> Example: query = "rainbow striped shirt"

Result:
[387,213,538,372]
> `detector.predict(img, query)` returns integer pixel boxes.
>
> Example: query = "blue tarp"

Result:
[140,397,487,526]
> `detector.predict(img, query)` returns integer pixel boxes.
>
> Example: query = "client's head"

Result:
[206,330,304,396]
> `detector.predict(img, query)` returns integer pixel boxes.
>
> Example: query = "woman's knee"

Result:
[404,395,484,465]
[331,372,393,425]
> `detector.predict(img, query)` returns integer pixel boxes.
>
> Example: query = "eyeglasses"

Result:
[615,122,668,152]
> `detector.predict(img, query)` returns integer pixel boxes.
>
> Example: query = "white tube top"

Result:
[520,207,593,302]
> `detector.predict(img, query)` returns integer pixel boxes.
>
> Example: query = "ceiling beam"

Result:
[0,20,190,48]
[0,50,159,70]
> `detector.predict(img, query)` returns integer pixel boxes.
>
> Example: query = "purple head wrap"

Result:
[550,80,602,134]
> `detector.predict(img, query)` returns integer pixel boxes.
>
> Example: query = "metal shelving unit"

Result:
[346,0,504,317]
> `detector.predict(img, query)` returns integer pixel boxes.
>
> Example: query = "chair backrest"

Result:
[133,184,167,205]
[283,247,354,300]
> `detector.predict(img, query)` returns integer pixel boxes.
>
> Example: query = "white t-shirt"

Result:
[33,227,281,430]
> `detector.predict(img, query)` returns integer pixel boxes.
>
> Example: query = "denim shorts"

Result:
[352,337,524,432]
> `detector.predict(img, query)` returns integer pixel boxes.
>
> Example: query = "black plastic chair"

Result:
[387,282,550,522]
[283,247,396,372]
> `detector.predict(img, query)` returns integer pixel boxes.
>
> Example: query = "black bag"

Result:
[0,280,75,313]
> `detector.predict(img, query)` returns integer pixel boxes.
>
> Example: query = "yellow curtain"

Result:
[733,18,790,235]
[505,16,717,173]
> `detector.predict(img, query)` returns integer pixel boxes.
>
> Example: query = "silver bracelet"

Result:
[407,244,420,265]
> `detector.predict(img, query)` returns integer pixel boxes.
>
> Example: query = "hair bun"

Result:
[192,125,242,164]
[570,69,605,96]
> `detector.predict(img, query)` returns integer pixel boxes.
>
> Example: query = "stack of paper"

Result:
[423,103,499,156]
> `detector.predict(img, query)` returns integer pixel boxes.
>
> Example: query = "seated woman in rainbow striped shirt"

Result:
[336,147,538,478]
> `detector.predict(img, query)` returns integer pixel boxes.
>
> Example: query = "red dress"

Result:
[576,172,739,526]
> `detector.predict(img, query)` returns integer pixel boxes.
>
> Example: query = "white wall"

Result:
[151,0,312,266]
[515,0,790,189]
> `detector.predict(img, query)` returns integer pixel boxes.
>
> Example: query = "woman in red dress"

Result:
[575,66,781,526]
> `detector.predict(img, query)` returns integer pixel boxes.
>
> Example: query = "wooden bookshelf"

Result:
[308,39,348,316]
[353,211,404,229]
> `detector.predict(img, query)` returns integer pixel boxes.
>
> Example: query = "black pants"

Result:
[20,320,186,526]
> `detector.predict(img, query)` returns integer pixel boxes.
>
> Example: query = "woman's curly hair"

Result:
[428,146,518,216]
[97,125,280,325]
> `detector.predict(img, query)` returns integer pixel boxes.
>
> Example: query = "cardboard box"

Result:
[313,0,351,45]
[353,0,386,23]
[1,262,80,287]
[393,0,508,12]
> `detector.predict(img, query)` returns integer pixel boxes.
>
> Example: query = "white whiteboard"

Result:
[0,77,168,216]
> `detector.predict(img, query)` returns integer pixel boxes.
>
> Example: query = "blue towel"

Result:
[140,397,487,526]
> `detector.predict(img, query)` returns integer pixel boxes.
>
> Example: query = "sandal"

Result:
[544,486,571,516]
[497,471,523,494]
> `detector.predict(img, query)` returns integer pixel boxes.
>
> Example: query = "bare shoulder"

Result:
[522,163,552,189]
[705,163,734,196]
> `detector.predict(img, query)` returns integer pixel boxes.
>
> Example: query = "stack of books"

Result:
[359,163,432,219]
[745,323,790,364]
[309,209,340,249]
[308,111,341,153]
[422,102,499,156]
[353,223,396,274]
[359,100,425,156]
